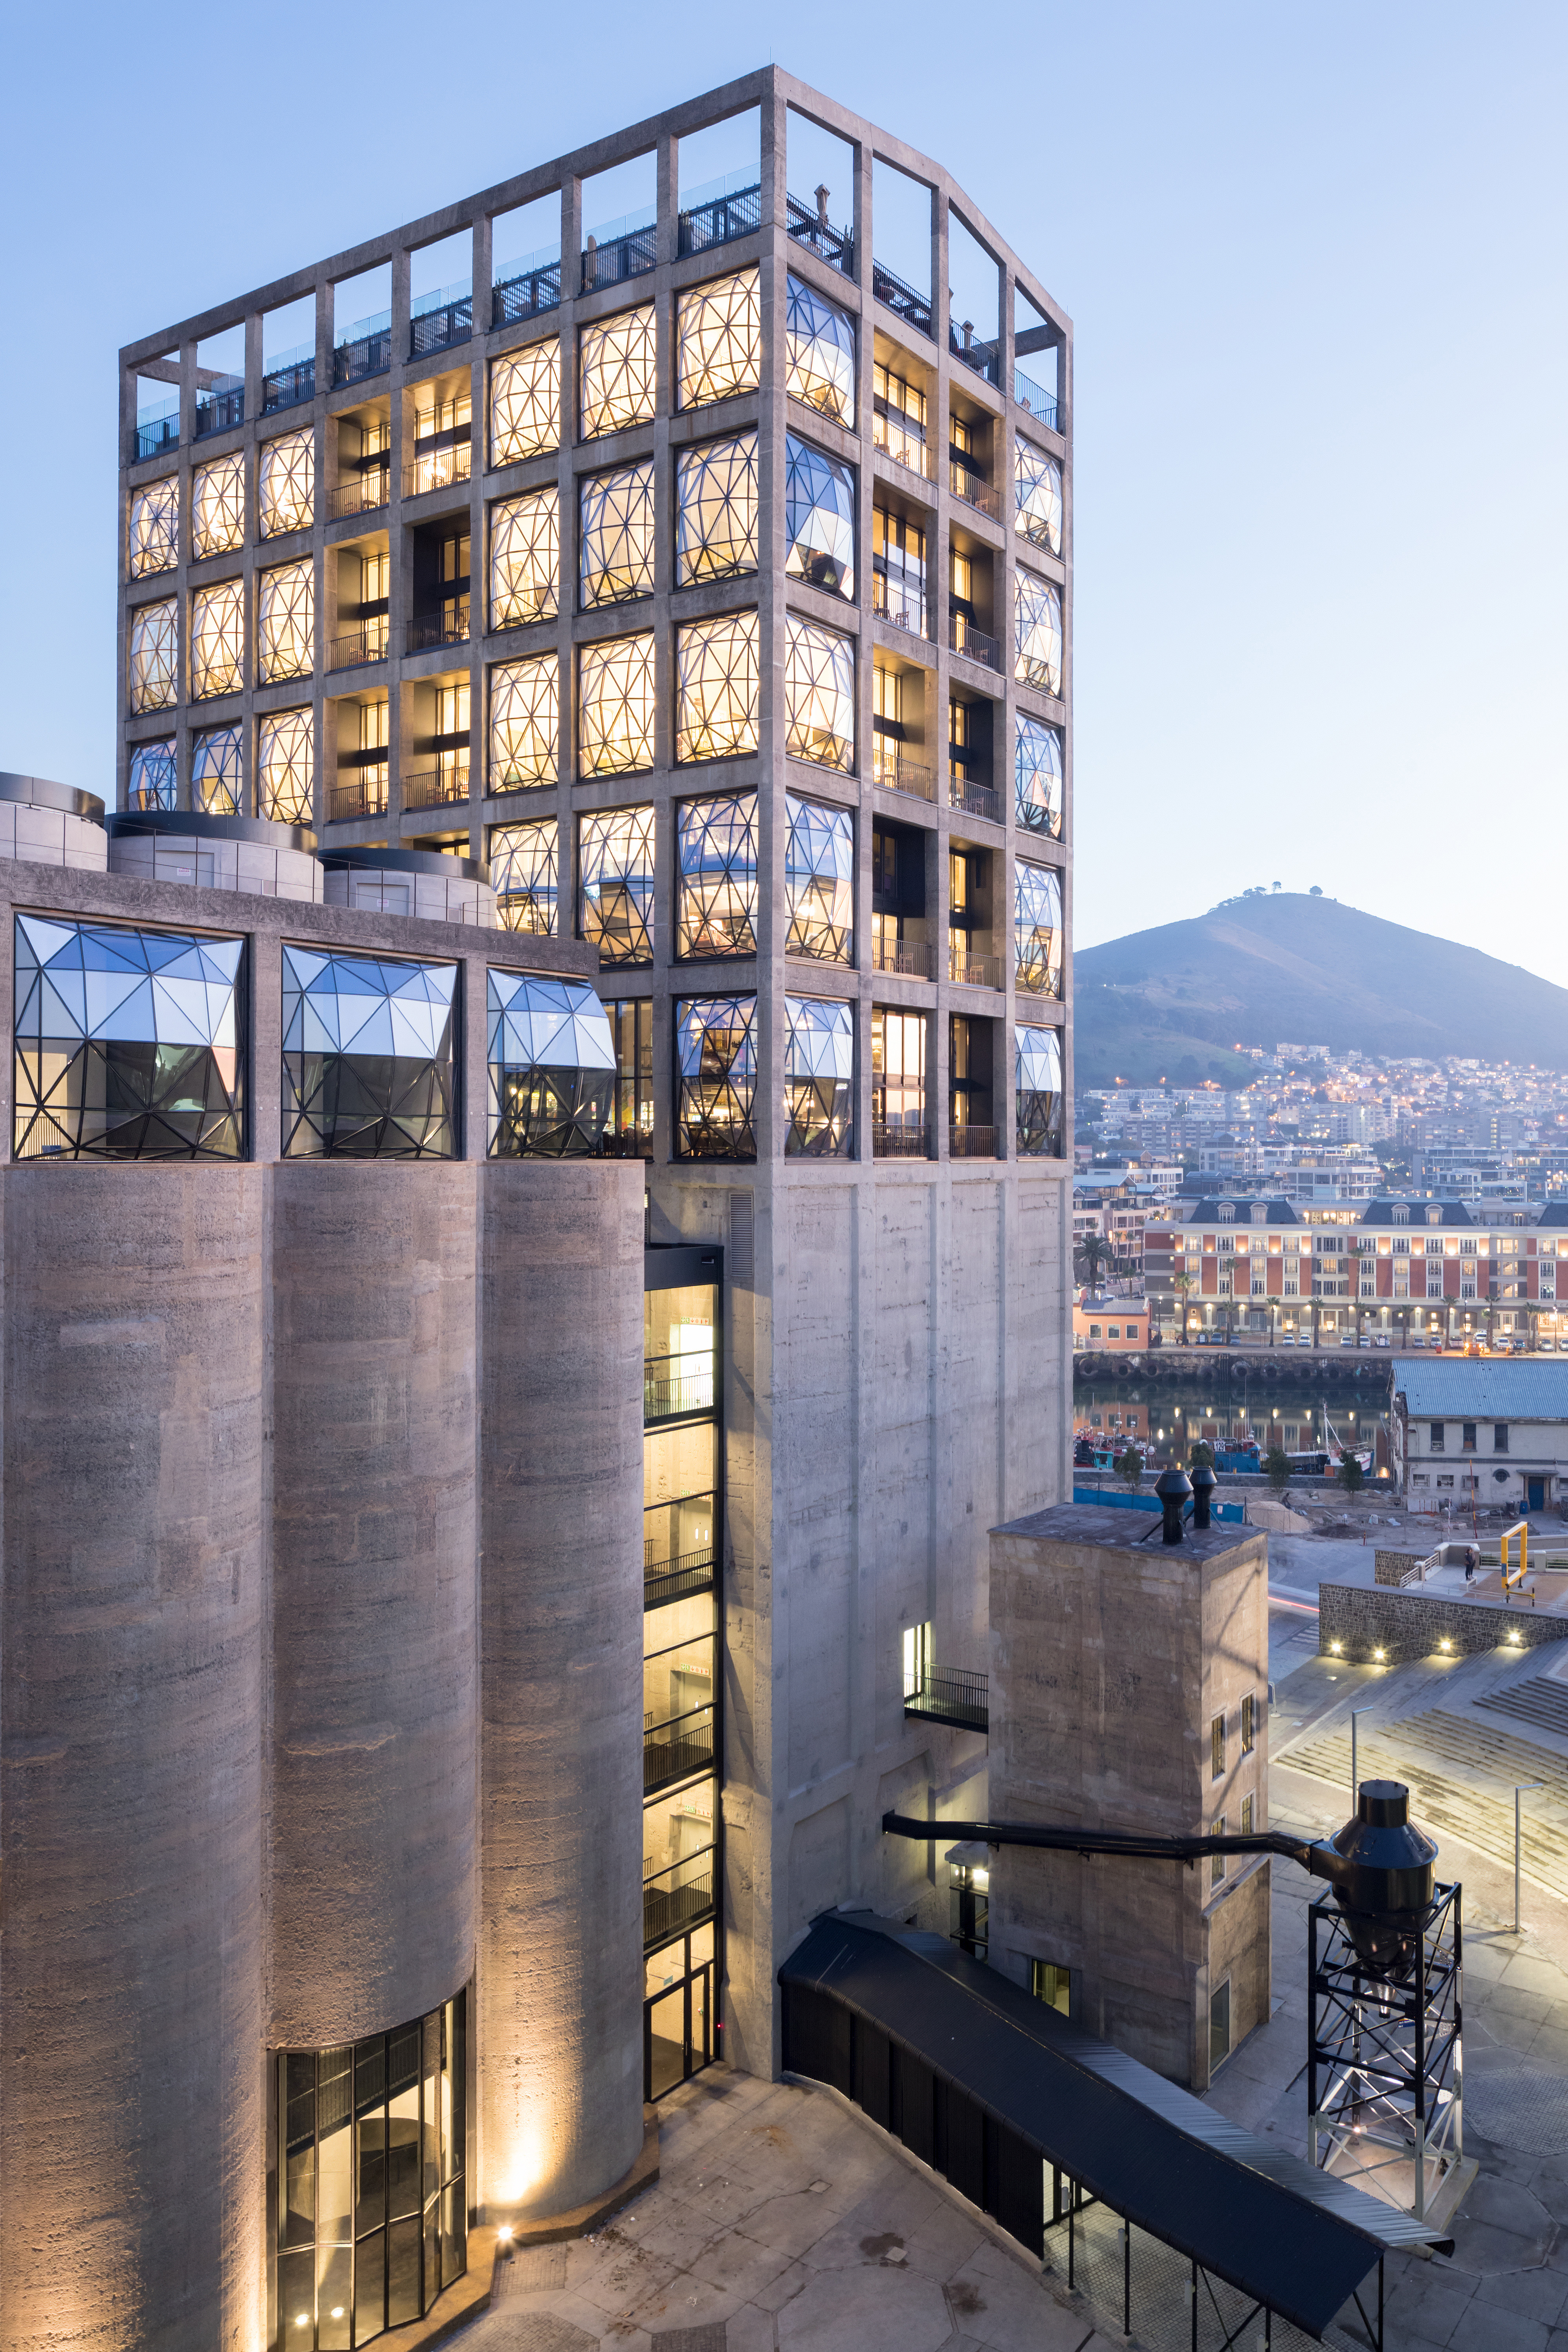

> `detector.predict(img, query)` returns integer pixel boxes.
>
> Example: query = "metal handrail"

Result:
[949,331,1000,386]
[136,418,180,461]
[644,1354,715,1422]
[950,613,1001,670]
[328,775,388,823]
[948,947,1003,989]
[581,222,657,293]
[328,624,389,670]
[1013,367,1059,428]
[403,444,473,499]
[410,297,472,359]
[949,774,1001,824]
[949,1125,1002,1161]
[903,1668,989,1729]
[405,611,469,654]
[642,1849,715,1947]
[492,258,563,328]
[643,1705,716,1792]
[872,1123,932,1159]
[871,748,936,804]
[950,461,1000,519]
[786,191,853,274]
[403,764,470,811]
[194,387,244,437]
[679,181,762,255]
[334,329,391,387]
[328,471,390,520]
[262,358,315,414]
[870,936,934,978]
[872,258,933,338]
[644,1543,717,1610]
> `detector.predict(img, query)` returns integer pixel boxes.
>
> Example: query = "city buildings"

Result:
[1391,1359,1568,1509]
[5,68,1073,2352]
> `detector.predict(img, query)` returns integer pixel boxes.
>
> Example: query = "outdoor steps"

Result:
[1277,1708,1568,1898]
[1475,1675,1568,1740]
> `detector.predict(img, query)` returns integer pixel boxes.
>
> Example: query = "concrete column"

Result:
[268,1162,479,2043]
[0,1165,267,2352]
[477,1159,643,2223]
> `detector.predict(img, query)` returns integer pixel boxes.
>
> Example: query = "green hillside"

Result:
[1073,894,1568,1087]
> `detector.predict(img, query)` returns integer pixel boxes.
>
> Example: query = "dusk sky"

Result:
[4,5,1562,977]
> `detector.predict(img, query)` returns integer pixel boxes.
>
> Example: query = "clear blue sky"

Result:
[4,5,1563,975]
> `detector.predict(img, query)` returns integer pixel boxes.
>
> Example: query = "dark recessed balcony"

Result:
[948,944,1003,990]
[581,216,657,294]
[644,1540,717,1612]
[949,772,1001,826]
[873,1121,933,1160]
[904,1667,988,1732]
[870,934,934,980]
[328,468,391,521]
[644,1705,715,1795]
[1013,366,1059,430]
[194,377,244,437]
[643,1851,714,1949]
[788,190,854,275]
[406,608,469,655]
[410,285,472,360]
[949,325,1000,387]
[328,619,390,671]
[263,352,315,414]
[403,763,470,812]
[873,399,933,483]
[644,1351,715,1424]
[949,1125,1002,1160]
[950,458,1000,520]
[135,408,178,463]
[873,259,933,339]
[335,316,392,387]
[679,178,761,257]
[871,742,936,804]
[492,254,562,330]
[403,441,472,500]
[873,570,929,641]
[328,770,388,823]
[949,612,1000,671]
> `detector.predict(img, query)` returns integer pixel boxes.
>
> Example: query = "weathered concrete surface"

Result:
[478,1160,645,2223]
[269,1161,479,2042]
[988,1503,1270,2088]
[0,1166,267,2352]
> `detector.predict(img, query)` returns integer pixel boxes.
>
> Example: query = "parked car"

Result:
[1375,1334,1390,1347]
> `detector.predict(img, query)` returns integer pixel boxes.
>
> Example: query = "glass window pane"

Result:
[489,820,558,937]
[580,463,655,608]
[673,996,756,1161]
[128,598,178,713]
[387,2216,421,2324]
[649,1985,686,2098]
[280,947,458,1158]
[675,435,758,586]
[675,612,760,764]
[580,806,655,965]
[676,794,757,958]
[491,339,561,464]
[316,2242,352,2350]
[192,452,245,559]
[354,2229,385,2344]
[486,968,616,1160]
[577,634,656,776]
[191,579,245,700]
[784,796,853,962]
[579,306,657,437]
[386,2024,421,2220]
[785,995,853,1157]
[1014,437,1062,554]
[785,274,855,424]
[259,426,316,537]
[279,2247,314,2340]
[489,653,558,790]
[677,268,761,408]
[258,558,315,686]
[785,435,856,598]
[1014,568,1063,694]
[1014,863,1063,996]
[129,475,180,578]
[784,615,855,771]
[490,489,560,629]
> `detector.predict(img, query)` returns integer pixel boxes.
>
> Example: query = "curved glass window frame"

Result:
[1014,860,1063,998]
[577,634,656,778]
[129,474,180,578]
[487,967,616,1157]
[1013,437,1063,555]
[676,267,762,410]
[1015,713,1064,837]
[579,804,655,967]
[281,946,457,1159]
[784,613,855,773]
[259,708,315,824]
[490,817,559,936]
[127,737,176,812]
[785,274,855,425]
[489,653,559,791]
[191,451,246,559]
[579,461,656,609]
[490,338,561,465]
[675,611,760,766]
[676,793,757,961]
[489,487,560,631]
[675,433,758,588]
[192,578,245,701]
[674,993,757,1160]
[579,306,657,439]
[192,722,244,815]
[1016,1022,1063,1156]
[784,434,856,600]
[258,424,315,538]
[785,994,854,1158]
[784,793,854,965]
[1014,567,1063,696]
[128,597,178,714]
[257,557,315,686]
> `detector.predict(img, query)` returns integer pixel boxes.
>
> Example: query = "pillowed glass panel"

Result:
[578,634,655,776]
[1016,1023,1063,1156]
[784,435,855,598]
[580,805,655,965]
[677,793,756,958]
[580,462,655,607]
[258,558,314,684]
[127,738,176,811]
[490,488,560,629]
[259,708,314,824]
[785,995,853,1157]
[1014,862,1063,996]
[1014,568,1063,695]
[1015,713,1063,835]
[281,947,457,1158]
[579,306,657,438]
[490,654,558,789]
[129,475,179,577]
[486,969,615,1158]
[784,614,854,771]
[785,273,855,423]
[191,451,245,558]
[491,339,561,463]
[784,795,853,962]
[675,434,758,585]
[677,267,761,407]
[259,425,315,537]
[192,579,244,699]
[192,723,243,815]
[128,598,178,713]
[675,612,759,764]
[490,818,558,936]
[1014,437,1062,553]
[674,994,756,1160]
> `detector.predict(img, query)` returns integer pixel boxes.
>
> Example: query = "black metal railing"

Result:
[328,470,391,521]
[410,296,472,359]
[263,357,315,414]
[334,328,392,387]
[644,1542,717,1611]
[948,945,1003,989]
[329,621,390,671]
[949,328,1000,385]
[644,1353,715,1423]
[581,222,657,294]
[950,612,1001,670]
[679,181,761,256]
[870,936,935,979]
[872,1122,933,1160]
[406,609,469,654]
[1013,366,1059,429]
[492,258,563,328]
[403,763,470,811]
[136,416,179,462]
[194,383,244,437]
[871,744,936,803]
[328,773,389,823]
[403,442,472,499]
[643,1851,714,1948]
[904,1668,988,1732]
[949,1124,1002,1160]
[873,259,933,338]
[949,773,1001,825]
[644,1706,715,1793]
[786,191,853,274]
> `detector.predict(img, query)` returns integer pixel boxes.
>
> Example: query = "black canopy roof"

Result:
[781,1909,1445,2339]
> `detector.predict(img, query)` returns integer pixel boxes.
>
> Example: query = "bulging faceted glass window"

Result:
[192,579,245,700]
[490,488,559,630]
[127,738,176,812]
[488,969,615,1156]
[129,598,178,713]
[490,654,559,789]
[578,634,655,776]
[1014,569,1063,695]
[273,1989,466,2350]
[785,435,856,599]
[1015,861,1063,996]
[579,805,655,965]
[1015,714,1063,836]
[259,708,314,824]
[786,995,853,1156]
[675,434,758,586]
[15,914,244,1161]
[677,267,761,408]
[580,462,655,608]
[490,818,558,935]
[675,994,756,1159]
[129,475,179,577]
[491,338,561,464]
[192,723,243,815]
[785,794,853,963]
[675,612,759,764]
[1014,439,1062,555]
[1016,1022,1063,1156]
[191,451,245,559]
[281,946,456,1157]
[677,793,757,959]
[785,274,855,424]
[784,614,855,772]
[579,306,657,439]
[258,559,314,684]
[258,425,315,537]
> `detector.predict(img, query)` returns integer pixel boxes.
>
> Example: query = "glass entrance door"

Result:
[643,1924,715,2100]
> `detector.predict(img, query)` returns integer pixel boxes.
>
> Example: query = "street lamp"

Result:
[1515,1783,1544,1935]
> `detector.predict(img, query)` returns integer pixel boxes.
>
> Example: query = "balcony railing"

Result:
[263,356,315,414]
[581,219,657,293]
[950,460,1000,519]
[949,1126,1002,1161]
[328,469,391,521]
[135,414,178,462]
[410,288,472,359]
[644,1704,715,1794]
[873,258,933,338]
[1014,367,1059,429]
[329,621,390,670]
[872,1122,933,1159]
[872,405,933,480]
[679,179,762,256]
[403,763,470,811]
[948,945,1003,989]
[871,744,936,803]
[406,609,470,655]
[949,773,1001,825]
[873,574,929,640]
[334,318,391,387]
[403,441,473,499]
[871,936,935,980]
[949,612,1001,671]
[492,254,563,328]
[644,1540,717,1612]
[194,380,244,437]
[328,771,388,823]
[644,1352,715,1423]
[786,190,853,274]
[904,1667,988,1733]
[643,1849,714,1949]
[949,329,1000,386]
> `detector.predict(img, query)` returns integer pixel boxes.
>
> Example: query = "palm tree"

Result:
[1077,1230,1111,1292]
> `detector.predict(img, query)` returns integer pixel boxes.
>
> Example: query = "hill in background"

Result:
[1073,893,1568,1087]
